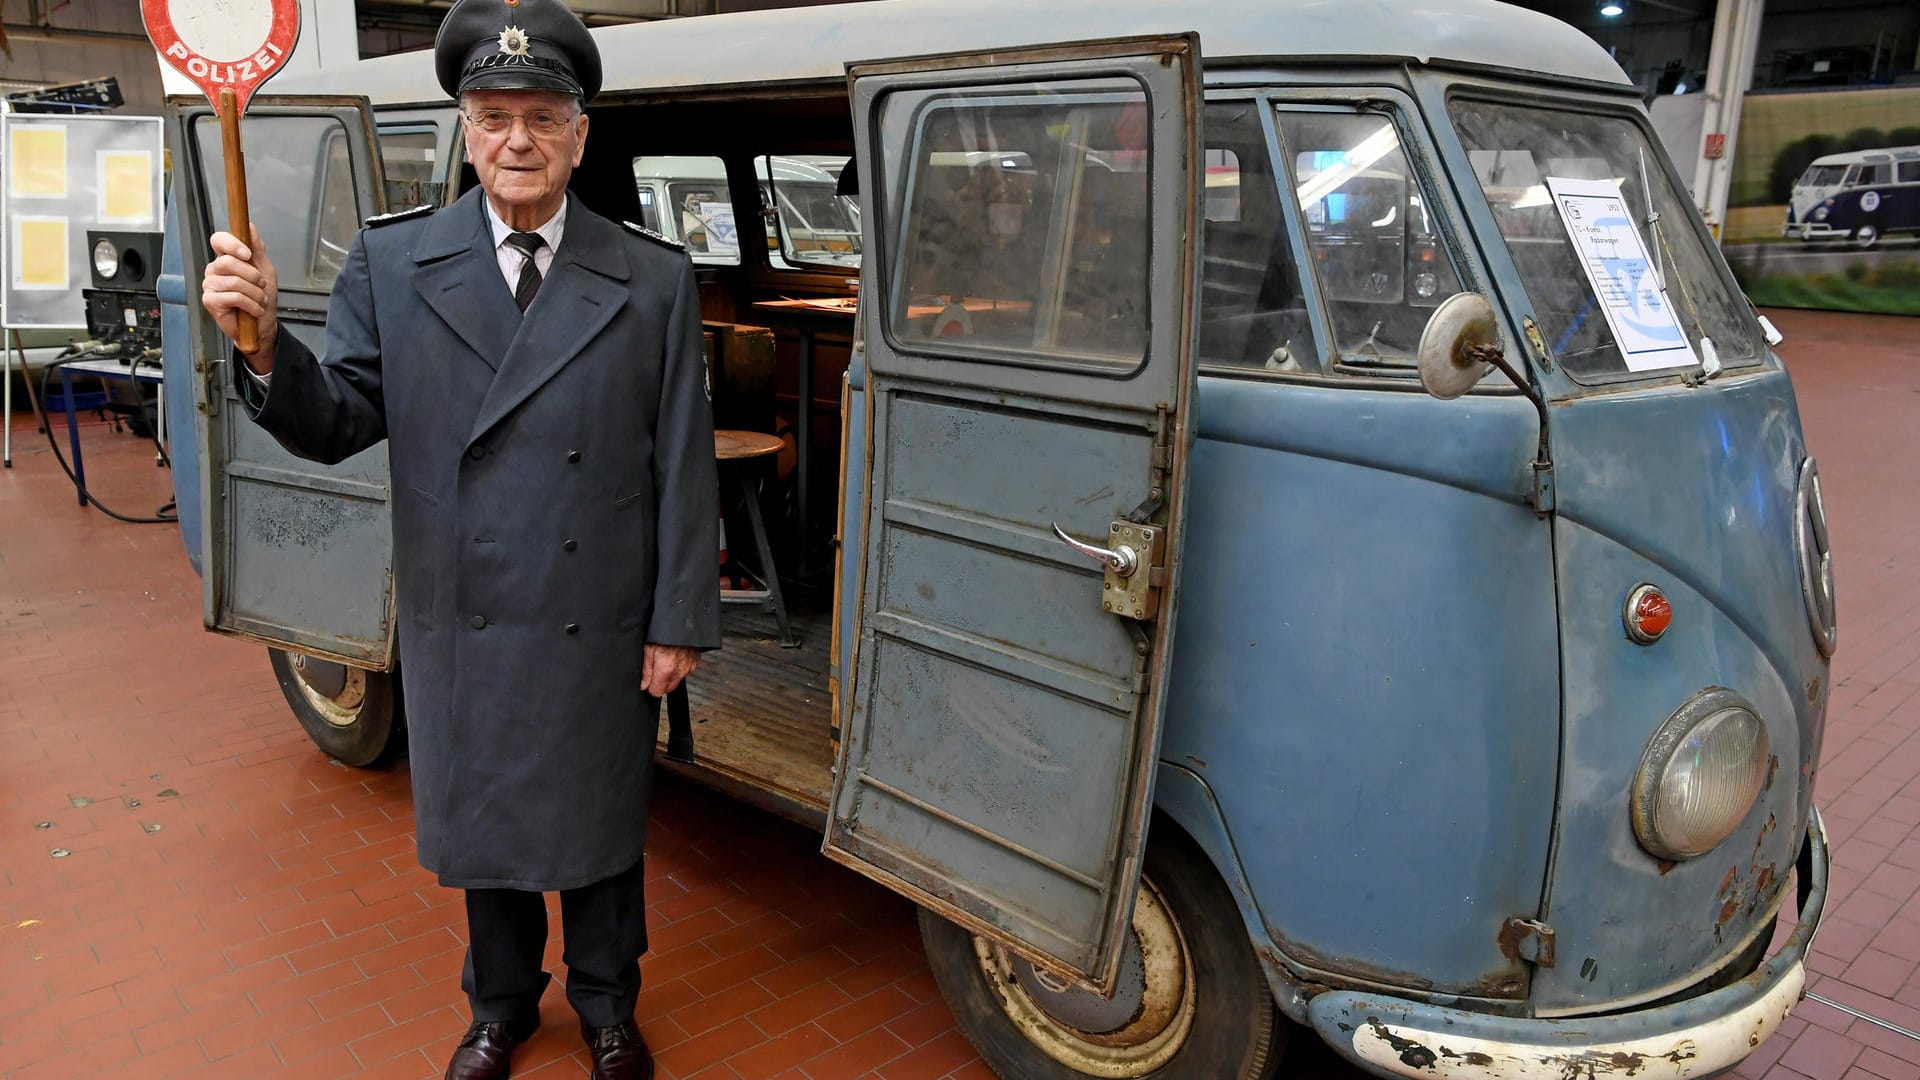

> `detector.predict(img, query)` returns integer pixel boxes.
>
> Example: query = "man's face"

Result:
[462,89,589,213]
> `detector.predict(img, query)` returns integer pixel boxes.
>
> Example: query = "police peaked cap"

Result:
[436,0,603,105]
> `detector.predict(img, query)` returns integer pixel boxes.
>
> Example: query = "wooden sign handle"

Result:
[217,87,259,355]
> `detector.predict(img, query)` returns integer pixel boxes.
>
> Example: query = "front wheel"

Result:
[1852,223,1880,248]
[919,830,1286,1079]
[268,648,405,768]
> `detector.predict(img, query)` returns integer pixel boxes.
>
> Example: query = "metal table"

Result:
[56,356,166,507]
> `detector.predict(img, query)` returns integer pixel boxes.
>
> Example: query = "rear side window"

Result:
[1900,161,1920,184]
[878,79,1150,366]
[632,156,740,266]
[759,154,861,271]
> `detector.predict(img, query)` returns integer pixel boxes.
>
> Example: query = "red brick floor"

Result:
[0,409,997,1078]
[1728,310,1920,1080]
[1,307,1915,1080]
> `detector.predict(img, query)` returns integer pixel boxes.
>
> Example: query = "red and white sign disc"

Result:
[143,0,302,113]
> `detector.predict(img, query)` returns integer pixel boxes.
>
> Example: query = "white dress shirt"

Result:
[248,197,567,386]
[485,195,566,287]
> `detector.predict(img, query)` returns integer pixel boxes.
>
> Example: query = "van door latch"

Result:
[1500,917,1556,968]
[1051,521,1167,621]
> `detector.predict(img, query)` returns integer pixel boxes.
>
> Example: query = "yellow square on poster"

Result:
[14,216,70,290]
[8,126,67,198]
[99,150,155,225]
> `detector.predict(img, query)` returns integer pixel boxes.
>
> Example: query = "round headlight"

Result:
[1413,272,1439,299]
[92,239,119,280]
[1813,206,1829,222]
[1632,689,1770,861]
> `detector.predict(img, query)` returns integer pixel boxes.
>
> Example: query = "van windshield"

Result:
[1449,98,1760,383]
[1801,164,1847,187]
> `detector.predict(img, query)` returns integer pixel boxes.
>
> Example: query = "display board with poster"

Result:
[1,113,165,329]
[1720,86,1920,316]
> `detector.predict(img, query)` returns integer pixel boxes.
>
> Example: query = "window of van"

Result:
[1902,162,1920,184]
[194,116,360,293]
[879,80,1150,366]
[1275,110,1464,371]
[1196,102,1312,371]
[1803,164,1847,187]
[631,156,741,266]
[758,154,861,270]
[380,130,437,184]
[1449,98,1759,383]
[1858,162,1891,186]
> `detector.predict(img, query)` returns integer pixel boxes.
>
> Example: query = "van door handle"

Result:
[1051,523,1139,578]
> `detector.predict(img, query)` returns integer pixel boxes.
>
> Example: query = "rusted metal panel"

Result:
[824,36,1204,994]
[169,96,398,670]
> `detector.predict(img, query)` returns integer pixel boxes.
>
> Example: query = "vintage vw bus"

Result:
[156,0,1835,1076]
[1784,143,1920,246]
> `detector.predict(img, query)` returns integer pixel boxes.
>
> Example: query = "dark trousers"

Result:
[460,857,649,1029]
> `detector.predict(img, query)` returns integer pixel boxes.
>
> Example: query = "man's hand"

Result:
[642,644,701,697]
[201,226,280,374]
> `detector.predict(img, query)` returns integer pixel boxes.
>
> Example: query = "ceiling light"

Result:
[1600,3,1625,15]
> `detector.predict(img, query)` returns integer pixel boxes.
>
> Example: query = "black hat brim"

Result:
[459,66,583,98]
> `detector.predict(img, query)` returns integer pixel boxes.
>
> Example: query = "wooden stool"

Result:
[714,429,797,648]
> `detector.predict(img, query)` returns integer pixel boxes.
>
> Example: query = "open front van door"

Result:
[168,96,394,669]
[824,36,1204,994]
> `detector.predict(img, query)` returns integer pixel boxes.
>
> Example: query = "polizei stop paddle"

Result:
[143,0,302,354]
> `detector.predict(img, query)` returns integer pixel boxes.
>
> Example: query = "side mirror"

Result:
[1417,292,1504,400]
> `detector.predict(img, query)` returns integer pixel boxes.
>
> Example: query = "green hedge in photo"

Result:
[1732,258,1920,315]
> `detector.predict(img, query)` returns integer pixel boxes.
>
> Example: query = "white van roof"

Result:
[1808,144,1920,168]
[267,0,1631,107]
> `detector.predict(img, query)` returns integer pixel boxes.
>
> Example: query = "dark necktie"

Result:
[504,231,546,313]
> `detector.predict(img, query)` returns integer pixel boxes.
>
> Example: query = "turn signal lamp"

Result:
[1624,583,1672,644]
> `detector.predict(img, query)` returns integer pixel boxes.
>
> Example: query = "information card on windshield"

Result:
[1546,176,1698,372]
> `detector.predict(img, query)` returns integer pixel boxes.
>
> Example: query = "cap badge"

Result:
[497,26,531,56]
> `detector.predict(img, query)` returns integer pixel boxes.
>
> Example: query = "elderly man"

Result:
[199,1,717,1077]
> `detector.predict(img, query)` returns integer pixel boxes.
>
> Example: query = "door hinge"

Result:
[1129,403,1174,524]
[1530,460,1555,516]
[1500,917,1556,968]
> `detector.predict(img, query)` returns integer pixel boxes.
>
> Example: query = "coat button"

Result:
[565,623,580,635]
[470,615,487,629]
[563,539,578,552]
[567,449,582,464]
[468,444,487,461]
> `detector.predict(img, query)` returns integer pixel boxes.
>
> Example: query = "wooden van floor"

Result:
[660,602,836,811]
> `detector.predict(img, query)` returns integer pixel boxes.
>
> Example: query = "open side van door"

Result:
[167,96,394,668]
[824,36,1204,993]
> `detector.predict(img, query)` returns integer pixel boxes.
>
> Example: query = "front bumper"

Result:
[1785,222,1844,240]
[1308,808,1829,1079]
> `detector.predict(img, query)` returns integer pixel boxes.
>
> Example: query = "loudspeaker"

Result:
[87,230,163,291]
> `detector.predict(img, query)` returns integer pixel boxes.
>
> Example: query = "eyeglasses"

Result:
[461,108,576,138]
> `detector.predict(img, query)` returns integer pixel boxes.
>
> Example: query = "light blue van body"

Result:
[159,2,1834,1075]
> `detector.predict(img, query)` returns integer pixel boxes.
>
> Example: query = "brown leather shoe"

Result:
[582,1020,654,1080]
[443,1015,539,1080]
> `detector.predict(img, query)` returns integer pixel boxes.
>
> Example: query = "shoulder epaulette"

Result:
[621,221,685,251]
[363,204,435,228]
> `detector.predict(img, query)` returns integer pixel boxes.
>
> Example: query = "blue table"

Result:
[57,356,166,508]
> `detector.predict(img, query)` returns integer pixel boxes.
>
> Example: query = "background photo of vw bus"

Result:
[1721,85,1920,315]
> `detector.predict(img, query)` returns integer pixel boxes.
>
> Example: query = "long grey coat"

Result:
[244,188,720,891]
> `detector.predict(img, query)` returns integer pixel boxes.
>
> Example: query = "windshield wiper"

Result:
[1639,147,1722,384]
